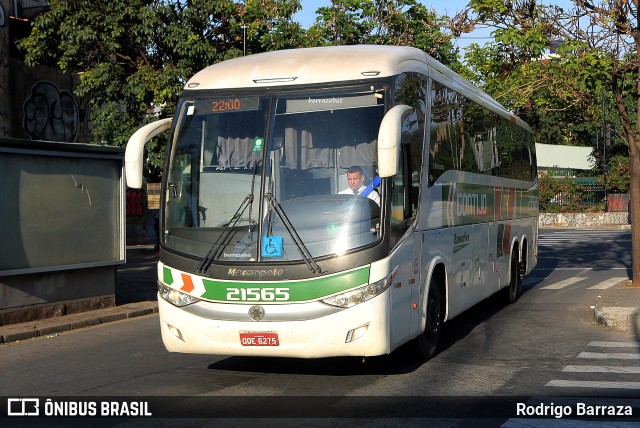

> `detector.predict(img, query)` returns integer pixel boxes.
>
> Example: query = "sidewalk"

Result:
[594,279,640,337]
[0,247,159,344]
[1,248,639,344]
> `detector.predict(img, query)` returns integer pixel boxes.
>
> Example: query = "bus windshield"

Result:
[163,86,386,264]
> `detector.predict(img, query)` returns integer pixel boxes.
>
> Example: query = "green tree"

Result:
[306,0,457,66]
[453,4,607,148]
[451,0,640,284]
[605,154,631,194]
[18,0,304,179]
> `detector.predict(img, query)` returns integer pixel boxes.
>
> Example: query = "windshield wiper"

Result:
[264,193,322,274]
[197,167,258,273]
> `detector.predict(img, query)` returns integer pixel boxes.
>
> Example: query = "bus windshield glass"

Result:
[164,86,386,263]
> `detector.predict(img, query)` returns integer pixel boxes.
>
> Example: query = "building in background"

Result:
[536,142,594,177]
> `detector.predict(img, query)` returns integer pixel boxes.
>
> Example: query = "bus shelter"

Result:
[0,138,125,324]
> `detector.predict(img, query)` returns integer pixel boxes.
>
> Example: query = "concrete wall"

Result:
[539,212,629,228]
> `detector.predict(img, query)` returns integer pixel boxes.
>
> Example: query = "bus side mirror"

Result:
[125,118,172,188]
[377,105,413,178]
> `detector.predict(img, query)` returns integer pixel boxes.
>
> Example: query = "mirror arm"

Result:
[377,105,412,178]
[125,118,172,188]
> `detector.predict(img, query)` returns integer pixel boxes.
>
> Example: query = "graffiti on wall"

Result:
[23,81,79,142]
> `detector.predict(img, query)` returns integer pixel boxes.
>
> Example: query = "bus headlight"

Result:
[321,268,395,308]
[158,283,200,307]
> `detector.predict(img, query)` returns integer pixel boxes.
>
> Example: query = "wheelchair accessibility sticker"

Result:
[261,236,283,257]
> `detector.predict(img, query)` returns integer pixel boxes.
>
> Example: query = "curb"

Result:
[0,302,158,345]
[594,305,640,336]
[593,280,640,336]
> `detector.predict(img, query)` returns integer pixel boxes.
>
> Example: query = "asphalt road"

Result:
[1,228,638,427]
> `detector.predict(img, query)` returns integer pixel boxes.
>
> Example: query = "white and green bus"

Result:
[125,45,538,359]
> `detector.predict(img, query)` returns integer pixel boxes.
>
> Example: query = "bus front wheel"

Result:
[414,278,442,361]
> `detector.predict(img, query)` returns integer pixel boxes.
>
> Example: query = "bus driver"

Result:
[338,165,380,205]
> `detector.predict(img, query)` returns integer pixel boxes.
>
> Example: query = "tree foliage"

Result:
[306,0,457,66]
[18,0,304,179]
[452,2,615,147]
[605,154,631,194]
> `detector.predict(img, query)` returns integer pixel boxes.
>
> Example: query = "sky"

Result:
[295,0,474,26]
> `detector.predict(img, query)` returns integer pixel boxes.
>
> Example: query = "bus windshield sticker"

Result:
[284,93,380,114]
[262,236,283,257]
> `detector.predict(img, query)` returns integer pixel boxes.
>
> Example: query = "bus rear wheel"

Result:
[414,279,442,361]
[505,250,521,304]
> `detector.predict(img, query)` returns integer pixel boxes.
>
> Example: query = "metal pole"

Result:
[602,91,608,212]
[242,24,247,56]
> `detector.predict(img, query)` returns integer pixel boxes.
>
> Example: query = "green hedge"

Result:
[539,175,605,213]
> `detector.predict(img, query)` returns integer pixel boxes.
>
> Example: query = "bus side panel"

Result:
[387,234,416,351]
[488,221,506,293]
[472,222,493,303]
[421,228,468,320]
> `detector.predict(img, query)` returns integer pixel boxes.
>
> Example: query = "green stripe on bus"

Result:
[200,266,370,303]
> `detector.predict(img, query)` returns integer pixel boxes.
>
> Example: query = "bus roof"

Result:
[184,45,530,132]
[185,45,428,90]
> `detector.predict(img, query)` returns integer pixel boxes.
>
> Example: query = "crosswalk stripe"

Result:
[540,277,586,290]
[589,341,640,348]
[578,352,640,360]
[587,277,628,290]
[542,336,640,398]
[545,380,640,389]
[562,365,640,374]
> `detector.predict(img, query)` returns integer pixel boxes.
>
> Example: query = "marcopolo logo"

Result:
[227,268,284,278]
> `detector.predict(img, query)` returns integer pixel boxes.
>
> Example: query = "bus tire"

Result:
[414,278,442,361]
[506,250,521,304]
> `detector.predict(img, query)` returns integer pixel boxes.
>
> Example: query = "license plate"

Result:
[239,331,279,346]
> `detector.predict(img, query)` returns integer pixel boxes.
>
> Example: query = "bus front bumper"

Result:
[157,292,391,358]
